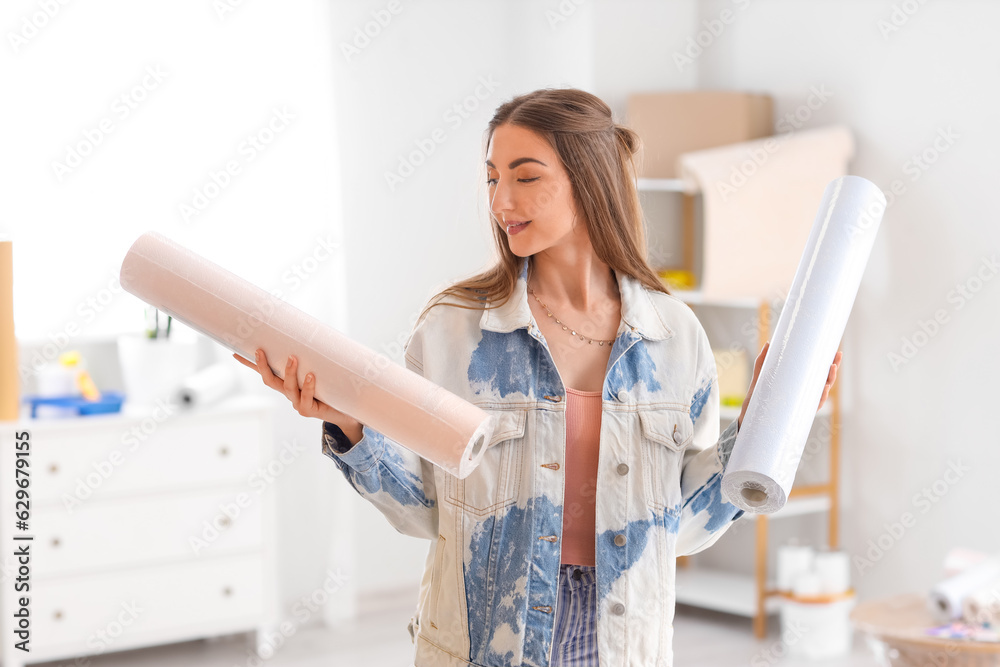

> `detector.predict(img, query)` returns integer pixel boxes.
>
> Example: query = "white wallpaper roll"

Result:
[175,361,238,409]
[929,556,1000,623]
[119,231,495,479]
[721,175,886,514]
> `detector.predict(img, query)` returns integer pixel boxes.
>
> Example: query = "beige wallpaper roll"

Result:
[119,231,495,479]
[0,240,18,421]
[961,581,1000,626]
[678,125,856,301]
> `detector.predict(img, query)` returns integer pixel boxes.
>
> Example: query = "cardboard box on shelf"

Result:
[626,91,773,179]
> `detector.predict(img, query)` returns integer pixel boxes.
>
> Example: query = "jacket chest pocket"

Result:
[444,408,527,517]
[638,409,693,515]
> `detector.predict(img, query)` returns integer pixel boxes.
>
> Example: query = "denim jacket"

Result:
[322,257,744,667]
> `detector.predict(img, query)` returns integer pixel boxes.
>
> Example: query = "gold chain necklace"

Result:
[528,285,616,347]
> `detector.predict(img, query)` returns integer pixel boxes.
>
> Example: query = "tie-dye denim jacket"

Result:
[321,256,744,667]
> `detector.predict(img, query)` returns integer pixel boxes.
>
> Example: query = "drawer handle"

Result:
[219,446,229,457]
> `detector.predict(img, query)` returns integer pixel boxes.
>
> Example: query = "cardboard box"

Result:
[626,91,773,178]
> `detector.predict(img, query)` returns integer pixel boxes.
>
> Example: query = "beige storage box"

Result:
[626,91,774,178]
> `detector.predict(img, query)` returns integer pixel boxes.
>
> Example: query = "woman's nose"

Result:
[489,177,514,217]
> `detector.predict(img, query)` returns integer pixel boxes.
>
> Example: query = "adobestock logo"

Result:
[546,0,587,30]
[673,0,753,71]
[713,84,833,203]
[886,254,997,372]
[178,106,295,224]
[51,65,168,183]
[339,0,407,63]
[853,459,969,577]
[384,75,501,192]
[7,0,72,54]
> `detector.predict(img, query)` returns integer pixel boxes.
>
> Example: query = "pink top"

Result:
[560,386,602,567]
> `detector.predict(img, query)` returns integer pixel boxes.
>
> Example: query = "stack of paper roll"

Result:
[777,543,852,597]
[929,554,1000,624]
[777,542,815,593]
[813,548,852,595]
[0,238,18,421]
[777,544,856,660]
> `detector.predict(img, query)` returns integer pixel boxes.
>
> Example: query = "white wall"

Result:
[593,0,699,116]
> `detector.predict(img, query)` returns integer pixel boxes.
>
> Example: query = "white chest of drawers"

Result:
[0,395,279,667]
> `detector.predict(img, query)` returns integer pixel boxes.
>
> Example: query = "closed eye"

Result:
[485,177,540,186]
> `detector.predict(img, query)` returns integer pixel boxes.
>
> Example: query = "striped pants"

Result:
[550,564,599,666]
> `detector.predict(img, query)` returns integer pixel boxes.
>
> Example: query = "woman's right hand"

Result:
[233,348,364,443]
[737,341,842,431]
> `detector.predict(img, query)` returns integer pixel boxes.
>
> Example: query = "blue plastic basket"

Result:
[23,392,126,418]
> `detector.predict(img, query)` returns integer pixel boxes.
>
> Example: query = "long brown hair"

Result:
[416,87,669,327]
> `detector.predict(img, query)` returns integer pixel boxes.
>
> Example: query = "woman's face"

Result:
[486,123,583,257]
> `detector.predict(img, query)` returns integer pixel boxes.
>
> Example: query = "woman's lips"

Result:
[507,221,531,235]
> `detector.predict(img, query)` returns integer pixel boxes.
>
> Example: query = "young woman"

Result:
[236,88,841,667]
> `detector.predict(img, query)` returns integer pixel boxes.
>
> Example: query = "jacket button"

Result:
[612,603,626,615]
[614,533,627,547]
[532,605,553,613]
[617,390,627,402]
[617,463,629,475]
[544,394,563,403]
[538,535,559,543]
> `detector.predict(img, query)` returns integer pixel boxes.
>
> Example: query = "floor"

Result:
[32,596,883,667]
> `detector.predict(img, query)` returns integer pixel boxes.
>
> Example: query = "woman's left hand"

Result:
[737,342,843,430]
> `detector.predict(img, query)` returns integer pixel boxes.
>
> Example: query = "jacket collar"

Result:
[480,257,674,341]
